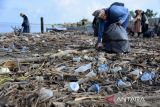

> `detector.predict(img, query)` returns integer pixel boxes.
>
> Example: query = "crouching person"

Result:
[95,2,130,53]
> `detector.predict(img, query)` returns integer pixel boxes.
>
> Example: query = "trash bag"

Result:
[143,28,155,38]
[103,23,130,53]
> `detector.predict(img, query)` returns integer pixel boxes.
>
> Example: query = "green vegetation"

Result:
[145,9,158,18]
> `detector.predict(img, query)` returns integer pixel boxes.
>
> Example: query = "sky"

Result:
[0,0,160,32]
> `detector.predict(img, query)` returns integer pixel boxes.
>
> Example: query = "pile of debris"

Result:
[0,32,160,107]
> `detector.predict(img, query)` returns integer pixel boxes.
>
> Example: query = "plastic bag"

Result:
[103,23,129,41]
[103,23,130,53]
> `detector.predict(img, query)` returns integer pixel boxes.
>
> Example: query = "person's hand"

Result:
[96,42,103,50]
[116,21,122,26]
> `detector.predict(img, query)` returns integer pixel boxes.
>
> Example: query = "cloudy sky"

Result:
[0,0,160,24]
[0,0,160,32]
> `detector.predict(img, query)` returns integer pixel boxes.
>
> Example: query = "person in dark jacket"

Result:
[96,2,129,49]
[20,13,30,33]
[141,11,149,34]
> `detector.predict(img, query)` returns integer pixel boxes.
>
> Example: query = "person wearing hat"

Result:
[94,2,129,49]
[20,13,30,33]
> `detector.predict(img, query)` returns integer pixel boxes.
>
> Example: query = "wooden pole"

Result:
[41,17,44,33]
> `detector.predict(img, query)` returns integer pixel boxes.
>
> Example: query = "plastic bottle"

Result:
[0,67,11,74]
[75,63,92,73]
[98,64,109,73]
[73,57,81,62]
[88,84,101,93]
[117,79,132,88]
[110,66,122,73]
[141,71,155,81]
[68,82,80,92]
[39,88,53,100]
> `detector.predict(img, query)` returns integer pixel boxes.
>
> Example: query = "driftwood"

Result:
[74,96,103,101]
[0,32,160,107]
[144,95,160,101]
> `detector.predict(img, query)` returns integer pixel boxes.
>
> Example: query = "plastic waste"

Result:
[88,84,101,93]
[68,82,79,92]
[75,63,92,73]
[36,76,44,82]
[98,64,109,73]
[117,79,132,88]
[129,69,142,80]
[21,46,29,53]
[130,69,142,77]
[110,66,122,73]
[56,66,66,72]
[121,67,129,73]
[85,71,97,78]
[73,57,81,62]
[0,67,11,74]
[104,79,113,85]
[39,88,53,100]
[103,23,130,53]
[83,55,95,61]
[141,71,155,81]
[122,77,127,81]
[1,47,12,52]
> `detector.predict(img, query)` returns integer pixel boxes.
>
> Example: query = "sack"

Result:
[103,23,130,53]
[103,23,129,41]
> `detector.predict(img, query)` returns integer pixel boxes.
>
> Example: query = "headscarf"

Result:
[92,9,106,18]
[98,9,106,19]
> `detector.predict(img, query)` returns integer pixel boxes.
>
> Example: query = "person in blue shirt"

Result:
[20,13,30,33]
[96,3,129,49]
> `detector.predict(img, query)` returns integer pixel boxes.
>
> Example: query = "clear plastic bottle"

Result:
[75,63,92,73]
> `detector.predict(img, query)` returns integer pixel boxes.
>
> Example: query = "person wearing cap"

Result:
[20,13,30,33]
[95,2,129,49]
